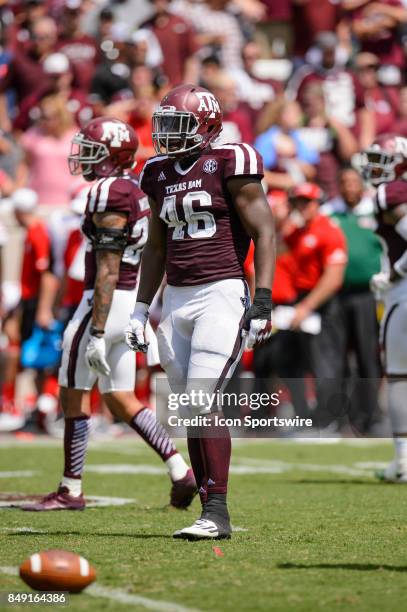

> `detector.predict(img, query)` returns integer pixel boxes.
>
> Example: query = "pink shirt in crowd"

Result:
[21,127,78,207]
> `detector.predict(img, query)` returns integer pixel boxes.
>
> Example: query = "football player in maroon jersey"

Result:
[22,117,196,511]
[358,134,407,481]
[125,85,276,539]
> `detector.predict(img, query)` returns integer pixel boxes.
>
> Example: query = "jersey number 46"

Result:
[160,190,216,240]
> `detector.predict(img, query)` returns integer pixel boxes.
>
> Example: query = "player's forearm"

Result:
[253,228,276,291]
[92,251,121,330]
[137,244,166,306]
[301,265,345,312]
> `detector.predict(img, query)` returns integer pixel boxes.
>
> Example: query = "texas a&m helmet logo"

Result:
[196,91,221,118]
[101,121,131,148]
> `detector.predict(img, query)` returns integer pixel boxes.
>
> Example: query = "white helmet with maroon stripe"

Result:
[358,134,407,186]
[152,84,223,157]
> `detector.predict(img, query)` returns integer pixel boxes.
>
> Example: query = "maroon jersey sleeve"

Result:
[139,156,163,200]
[376,181,407,211]
[86,177,133,214]
[213,143,264,181]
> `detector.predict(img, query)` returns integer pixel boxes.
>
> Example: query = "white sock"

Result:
[61,476,82,497]
[394,438,407,467]
[166,453,189,482]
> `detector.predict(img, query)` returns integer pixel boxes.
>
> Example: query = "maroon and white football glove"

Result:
[243,288,273,349]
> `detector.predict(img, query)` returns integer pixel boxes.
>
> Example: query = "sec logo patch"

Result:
[203,159,218,174]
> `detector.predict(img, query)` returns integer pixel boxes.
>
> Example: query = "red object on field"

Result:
[14,432,35,441]
[213,546,224,557]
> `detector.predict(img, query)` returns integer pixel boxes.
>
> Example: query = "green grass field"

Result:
[1,437,407,612]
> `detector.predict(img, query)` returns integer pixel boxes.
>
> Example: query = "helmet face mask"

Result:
[68,133,110,177]
[152,85,223,158]
[360,148,403,185]
[357,135,407,186]
[152,109,201,156]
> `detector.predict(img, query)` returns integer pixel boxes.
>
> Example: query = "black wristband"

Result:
[253,288,272,303]
[90,325,105,337]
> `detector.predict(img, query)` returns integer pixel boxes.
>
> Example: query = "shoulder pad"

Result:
[376,181,407,211]
[211,143,264,179]
[87,177,132,214]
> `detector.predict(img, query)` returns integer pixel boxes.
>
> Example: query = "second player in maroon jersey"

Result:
[23,117,196,513]
[358,134,407,483]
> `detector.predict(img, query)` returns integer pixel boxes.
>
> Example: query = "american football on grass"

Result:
[19,549,96,592]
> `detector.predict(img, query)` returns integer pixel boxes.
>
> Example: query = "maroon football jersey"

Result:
[140,144,264,286]
[375,180,407,266]
[82,175,150,291]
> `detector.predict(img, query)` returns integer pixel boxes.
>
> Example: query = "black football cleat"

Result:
[173,517,231,540]
[173,492,231,540]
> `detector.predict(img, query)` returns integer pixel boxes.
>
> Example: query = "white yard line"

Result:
[0,471,38,478]
[0,567,201,612]
[87,584,201,612]
[84,460,375,478]
[233,457,373,477]
[0,527,46,533]
[0,495,135,509]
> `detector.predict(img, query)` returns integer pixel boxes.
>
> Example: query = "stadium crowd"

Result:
[0,0,406,435]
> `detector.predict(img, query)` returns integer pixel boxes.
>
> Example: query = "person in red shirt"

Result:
[282,183,348,429]
[59,185,88,323]
[284,183,348,317]
[13,188,52,341]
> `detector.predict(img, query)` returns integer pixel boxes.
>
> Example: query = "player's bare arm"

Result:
[125,197,167,353]
[228,177,275,289]
[85,210,127,376]
[91,211,127,331]
[227,177,276,348]
[136,197,167,306]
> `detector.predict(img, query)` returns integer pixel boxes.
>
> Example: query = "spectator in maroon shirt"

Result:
[353,51,400,136]
[292,0,341,59]
[289,31,375,147]
[0,16,57,129]
[344,0,407,75]
[55,0,99,93]
[7,0,48,52]
[142,0,200,86]
[14,52,94,131]
[255,0,292,57]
